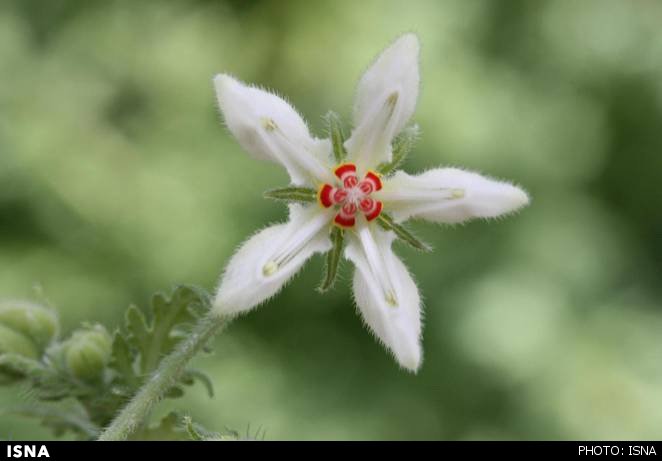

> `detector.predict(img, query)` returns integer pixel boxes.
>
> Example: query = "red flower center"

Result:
[318,163,383,228]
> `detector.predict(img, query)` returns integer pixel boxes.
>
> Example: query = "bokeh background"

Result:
[2,0,662,440]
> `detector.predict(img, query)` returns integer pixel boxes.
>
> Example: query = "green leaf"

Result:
[319,226,344,292]
[324,111,347,164]
[181,369,215,398]
[183,415,204,441]
[182,415,231,441]
[377,124,419,176]
[109,331,137,389]
[264,186,318,203]
[4,402,99,439]
[124,286,210,375]
[164,385,185,399]
[377,213,431,252]
[125,305,149,365]
[130,412,233,441]
[129,412,187,441]
[0,352,85,401]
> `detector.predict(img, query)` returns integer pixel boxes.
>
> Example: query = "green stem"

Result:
[98,312,229,441]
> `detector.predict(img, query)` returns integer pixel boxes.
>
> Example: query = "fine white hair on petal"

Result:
[345,33,420,172]
[213,74,334,185]
[377,168,530,224]
[213,204,333,316]
[345,225,423,372]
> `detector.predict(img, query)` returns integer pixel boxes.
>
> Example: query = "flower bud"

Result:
[0,324,39,359]
[63,325,112,381]
[0,301,59,353]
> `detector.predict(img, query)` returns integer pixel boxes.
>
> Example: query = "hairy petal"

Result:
[377,168,530,223]
[213,205,333,315]
[214,74,334,185]
[345,224,422,372]
[345,34,420,171]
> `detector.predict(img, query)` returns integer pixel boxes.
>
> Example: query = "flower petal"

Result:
[345,34,420,172]
[214,74,334,185]
[378,168,530,223]
[213,205,333,315]
[345,224,422,372]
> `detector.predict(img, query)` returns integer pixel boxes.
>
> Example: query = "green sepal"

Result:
[377,213,432,252]
[264,186,318,204]
[319,226,344,292]
[0,352,43,384]
[324,111,347,164]
[9,348,86,401]
[377,124,420,176]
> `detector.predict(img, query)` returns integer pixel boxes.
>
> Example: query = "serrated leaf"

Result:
[125,305,150,360]
[376,213,431,252]
[264,186,318,203]
[109,331,137,388]
[124,286,210,375]
[319,226,344,292]
[324,111,347,164]
[148,286,206,364]
[377,124,419,176]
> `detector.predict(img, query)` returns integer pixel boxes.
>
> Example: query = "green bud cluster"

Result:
[0,301,59,359]
[0,286,218,439]
[59,324,112,382]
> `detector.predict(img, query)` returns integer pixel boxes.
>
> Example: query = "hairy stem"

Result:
[98,312,229,441]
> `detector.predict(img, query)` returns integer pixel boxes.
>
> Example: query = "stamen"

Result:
[363,200,383,222]
[334,163,357,179]
[318,184,335,208]
[333,189,348,203]
[344,175,359,188]
[359,197,375,213]
[359,181,373,195]
[319,163,384,227]
[334,213,356,228]
[364,171,383,191]
[342,202,358,215]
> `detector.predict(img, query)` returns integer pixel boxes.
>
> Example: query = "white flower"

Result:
[212,34,529,372]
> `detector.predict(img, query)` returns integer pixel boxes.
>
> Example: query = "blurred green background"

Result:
[2,0,662,440]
